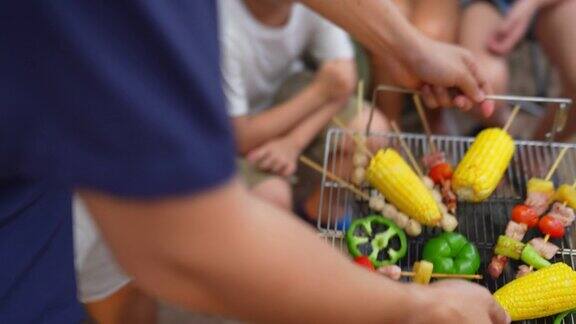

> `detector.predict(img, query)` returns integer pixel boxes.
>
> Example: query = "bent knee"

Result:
[479,56,509,93]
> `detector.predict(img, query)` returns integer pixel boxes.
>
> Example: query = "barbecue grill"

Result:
[315,87,575,324]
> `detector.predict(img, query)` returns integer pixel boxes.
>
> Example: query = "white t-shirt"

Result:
[219,0,354,117]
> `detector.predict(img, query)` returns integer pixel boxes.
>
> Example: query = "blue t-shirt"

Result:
[0,1,235,323]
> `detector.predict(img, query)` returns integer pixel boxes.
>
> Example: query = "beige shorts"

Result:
[238,71,359,188]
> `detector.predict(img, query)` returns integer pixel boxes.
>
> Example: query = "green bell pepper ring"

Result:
[521,244,551,270]
[422,232,481,275]
[345,215,407,268]
[554,309,576,324]
[494,235,525,260]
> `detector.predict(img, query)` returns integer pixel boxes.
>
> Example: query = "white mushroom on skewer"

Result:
[353,151,369,168]
[394,212,410,229]
[405,219,423,237]
[422,176,435,189]
[369,195,386,212]
[351,167,366,186]
[440,213,458,232]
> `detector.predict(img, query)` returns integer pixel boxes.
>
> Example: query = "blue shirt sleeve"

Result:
[0,1,236,197]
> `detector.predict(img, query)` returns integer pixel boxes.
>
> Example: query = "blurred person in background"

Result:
[460,0,576,140]
[0,1,505,323]
[74,198,156,324]
[220,0,388,216]
[369,0,462,133]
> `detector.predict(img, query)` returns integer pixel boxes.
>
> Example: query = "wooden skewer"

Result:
[413,94,437,153]
[390,122,424,178]
[356,80,364,121]
[299,156,369,200]
[332,117,375,159]
[503,105,521,133]
[544,147,569,182]
[400,272,483,280]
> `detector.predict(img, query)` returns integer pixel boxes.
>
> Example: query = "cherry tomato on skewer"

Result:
[538,215,565,238]
[511,204,539,228]
[428,162,453,184]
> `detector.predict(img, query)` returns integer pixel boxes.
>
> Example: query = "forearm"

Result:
[300,0,423,64]
[234,81,329,154]
[286,100,345,151]
[82,181,424,323]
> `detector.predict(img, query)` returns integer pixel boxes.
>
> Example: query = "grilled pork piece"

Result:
[525,192,552,216]
[488,255,508,279]
[548,202,575,227]
[529,238,559,260]
[516,265,533,278]
[378,265,402,281]
[422,151,446,170]
[505,221,528,242]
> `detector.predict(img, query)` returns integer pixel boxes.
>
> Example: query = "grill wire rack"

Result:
[316,131,576,324]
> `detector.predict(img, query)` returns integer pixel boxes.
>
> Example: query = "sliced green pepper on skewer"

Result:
[345,215,407,268]
[494,235,525,260]
[422,232,480,275]
[521,244,551,270]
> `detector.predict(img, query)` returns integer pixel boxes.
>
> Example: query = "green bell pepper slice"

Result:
[422,232,480,275]
[494,235,525,260]
[521,244,551,270]
[345,215,407,268]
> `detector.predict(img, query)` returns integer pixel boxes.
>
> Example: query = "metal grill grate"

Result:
[317,129,576,324]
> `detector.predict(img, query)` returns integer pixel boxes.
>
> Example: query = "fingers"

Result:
[458,53,486,104]
[247,147,269,165]
[453,95,474,111]
[421,85,440,109]
[489,299,511,324]
[433,86,452,108]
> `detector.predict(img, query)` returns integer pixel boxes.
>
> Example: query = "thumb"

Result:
[490,300,511,324]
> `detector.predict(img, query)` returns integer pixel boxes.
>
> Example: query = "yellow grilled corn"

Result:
[452,128,515,202]
[494,263,576,321]
[366,149,441,226]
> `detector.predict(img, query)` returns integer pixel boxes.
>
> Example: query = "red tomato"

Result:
[538,215,565,238]
[511,204,539,228]
[354,256,375,271]
[428,163,453,184]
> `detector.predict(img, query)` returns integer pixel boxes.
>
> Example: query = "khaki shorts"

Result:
[239,71,359,188]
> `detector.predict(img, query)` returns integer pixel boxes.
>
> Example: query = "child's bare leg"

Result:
[533,0,576,141]
[460,2,510,126]
[252,177,293,211]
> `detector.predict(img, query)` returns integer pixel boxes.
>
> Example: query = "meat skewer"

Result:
[488,147,569,279]
[390,122,457,233]
[413,95,458,214]
[521,179,576,276]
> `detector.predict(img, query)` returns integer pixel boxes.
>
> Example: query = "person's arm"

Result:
[233,80,330,154]
[299,0,495,117]
[80,179,508,323]
[285,60,356,151]
[234,59,355,154]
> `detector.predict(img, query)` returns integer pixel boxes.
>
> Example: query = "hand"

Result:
[487,0,539,56]
[246,137,300,177]
[409,280,510,324]
[404,37,495,117]
[314,59,356,102]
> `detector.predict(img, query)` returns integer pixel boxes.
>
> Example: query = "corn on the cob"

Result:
[366,149,441,226]
[452,128,515,202]
[494,263,576,321]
